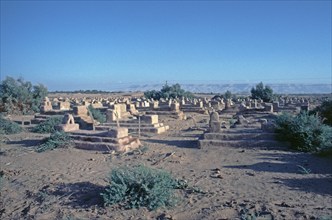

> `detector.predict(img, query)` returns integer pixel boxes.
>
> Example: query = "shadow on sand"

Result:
[46,181,105,208]
[274,177,332,196]
[8,139,44,147]
[144,138,198,149]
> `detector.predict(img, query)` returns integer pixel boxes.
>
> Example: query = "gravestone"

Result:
[56,113,79,132]
[40,97,53,113]
[209,111,221,132]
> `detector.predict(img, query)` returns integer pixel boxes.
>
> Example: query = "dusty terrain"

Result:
[1,112,332,220]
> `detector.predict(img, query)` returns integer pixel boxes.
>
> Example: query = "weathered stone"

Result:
[209,111,220,132]
[264,103,273,112]
[40,97,53,112]
[107,127,128,138]
[55,113,79,132]
[141,115,158,124]
[74,106,88,116]
[210,121,221,132]
[170,103,180,112]
[59,101,70,110]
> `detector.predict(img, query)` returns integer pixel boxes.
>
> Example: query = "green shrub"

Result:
[275,112,332,152]
[0,115,22,134]
[101,165,178,210]
[144,83,194,100]
[310,100,332,126]
[0,76,48,114]
[88,105,106,123]
[36,131,72,152]
[251,82,274,102]
[32,116,62,133]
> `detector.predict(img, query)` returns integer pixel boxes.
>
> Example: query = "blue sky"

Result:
[1,1,331,91]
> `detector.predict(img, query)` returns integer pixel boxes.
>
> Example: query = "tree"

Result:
[144,83,194,100]
[251,82,273,102]
[0,76,48,114]
[224,90,232,100]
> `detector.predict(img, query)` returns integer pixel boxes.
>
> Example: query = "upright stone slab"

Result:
[107,127,128,138]
[141,115,158,124]
[74,106,88,115]
[106,109,118,122]
[170,102,180,112]
[40,97,53,113]
[264,103,273,112]
[59,101,71,110]
[209,111,221,132]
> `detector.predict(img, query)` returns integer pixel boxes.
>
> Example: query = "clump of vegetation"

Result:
[310,100,332,126]
[101,165,179,210]
[212,90,234,101]
[251,82,274,102]
[36,131,72,152]
[88,105,106,123]
[33,116,62,133]
[0,76,48,114]
[144,83,194,100]
[275,111,332,152]
[0,115,22,134]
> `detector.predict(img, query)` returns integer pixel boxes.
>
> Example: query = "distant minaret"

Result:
[165,80,168,86]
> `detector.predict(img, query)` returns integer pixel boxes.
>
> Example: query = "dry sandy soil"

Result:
[1,113,332,220]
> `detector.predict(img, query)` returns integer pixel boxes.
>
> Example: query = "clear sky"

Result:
[1,0,331,91]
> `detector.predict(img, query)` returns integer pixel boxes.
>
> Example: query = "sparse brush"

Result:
[36,131,72,152]
[275,112,332,152]
[88,105,106,123]
[0,115,22,134]
[101,165,179,210]
[33,116,62,133]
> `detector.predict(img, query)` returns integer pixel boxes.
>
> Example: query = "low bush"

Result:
[0,115,22,134]
[310,100,332,126]
[32,116,62,133]
[275,112,332,152]
[36,131,72,152]
[101,165,178,210]
[88,105,106,123]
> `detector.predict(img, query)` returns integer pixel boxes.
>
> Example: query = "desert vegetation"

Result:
[275,111,332,153]
[0,114,22,135]
[251,82,274,102]
[0,76,48,114]
[36,131,73,153]
[310,100,332,126]
[32,116,62,133]
[88,105,106,123]
[101,165,179,210]
[144,83,194,100]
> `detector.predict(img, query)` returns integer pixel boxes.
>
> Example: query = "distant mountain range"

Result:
[112,83,331,94]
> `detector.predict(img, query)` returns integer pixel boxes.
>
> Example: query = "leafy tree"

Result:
[250,82,273,102]
[144,83,194,100]
[0,76,48,114]
[224,90,232,99]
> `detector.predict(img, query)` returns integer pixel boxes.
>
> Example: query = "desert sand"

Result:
[1,111,332,220]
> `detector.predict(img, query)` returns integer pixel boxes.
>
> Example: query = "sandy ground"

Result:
[1,113,332,220]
